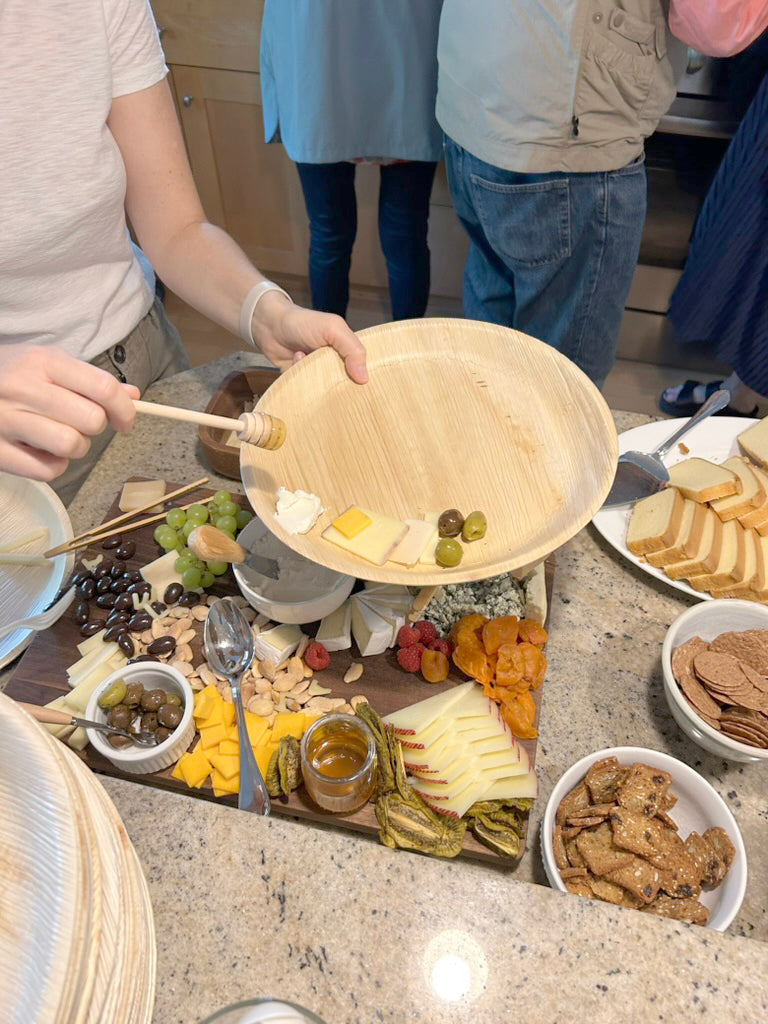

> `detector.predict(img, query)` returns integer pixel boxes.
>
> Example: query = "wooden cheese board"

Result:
[6,480,553,866]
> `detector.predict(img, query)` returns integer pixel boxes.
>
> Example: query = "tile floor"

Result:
[163,278,729,420]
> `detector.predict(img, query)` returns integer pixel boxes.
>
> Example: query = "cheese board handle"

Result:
[132,400,286,450]
[18,702,72,726]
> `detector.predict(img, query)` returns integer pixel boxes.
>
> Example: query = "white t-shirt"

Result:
[0,0,167,361]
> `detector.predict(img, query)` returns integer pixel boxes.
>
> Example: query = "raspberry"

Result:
[413,620,439,646]
[428,637,453,658]
[396,642,424,673]
[396,624,421,648]
[304,641,330,671]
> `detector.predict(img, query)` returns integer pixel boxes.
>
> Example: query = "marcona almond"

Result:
[151,616,176,638]
[189,677,205,691]
[307,680,332,697]
[178,628,196,646]
[241,680,256,704]
[349,695,368,710]
[248,696,273,717]
[302,663,314,679]
[199,664,219,688]
[259,658,278,682]
[288,677,310,697]
[170,606,190,619]
[140,629,154,645]
[176,643,194,662]
[169,659,193,677]
[191,604,209,621]
[343,662,364,684]
[253,676,272,696]
[305,696,336,713]
[273,671,297,693]
[286,698,301,712]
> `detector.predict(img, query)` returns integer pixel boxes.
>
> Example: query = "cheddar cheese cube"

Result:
[271,711,306,742]
[199,721,227,749]
[172,749,212,789]
[332,506,372,539]
[208,751,240,780]
[245,711,270,747]
[211,767,240,797]
[193,685,219,721]
[219,738,240,756]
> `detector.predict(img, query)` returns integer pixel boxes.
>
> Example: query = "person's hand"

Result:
[0,345,139,481]
[251,292,368,384]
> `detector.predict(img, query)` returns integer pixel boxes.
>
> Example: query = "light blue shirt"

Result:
[260,0,444,164]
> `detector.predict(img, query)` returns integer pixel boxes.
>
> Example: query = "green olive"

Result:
[438,508,464,537]
[163,692,182,708]
[462,510,487,542]
[98,679,127,710]
[435,538,463,568]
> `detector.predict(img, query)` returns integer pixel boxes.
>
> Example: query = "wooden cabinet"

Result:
[151,0,466,300]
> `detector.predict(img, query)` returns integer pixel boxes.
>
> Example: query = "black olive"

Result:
[115,541,136,560]
[118,634,136,658]
[163,582,184,605]
[177,591,198,607]
[77,578,96,600]
[74,601,90,625]
[79,620,105,638]
[146,636,176,657]
[101,535,123,550]
[95,592,116,609]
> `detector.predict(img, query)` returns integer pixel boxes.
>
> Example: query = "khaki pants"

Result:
[53,297,190,506]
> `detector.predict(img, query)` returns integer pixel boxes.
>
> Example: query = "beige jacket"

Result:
[437,1,689,173]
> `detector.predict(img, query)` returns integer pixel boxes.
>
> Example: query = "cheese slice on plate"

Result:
[416,513,441,567]
[322,508,407,566]
[118,479,166,513]
[389,519,440,567]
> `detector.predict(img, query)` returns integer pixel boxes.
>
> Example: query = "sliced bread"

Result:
[687,519,745,591]
[664,507,723,580]
[737,415,768,467]
[710,526,758,599]
[709,457,765,521]
[626,487,685,556]
[645,499,707,568]
[737,463,768,528]
[667,457,740,502]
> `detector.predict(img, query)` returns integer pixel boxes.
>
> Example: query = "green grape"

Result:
[154,524,178,551]
[166,507,187,530]
[186,504,209,525]
[181,566,202,590]
[217,501,239,519]
[175,551,197,573]
[206,560,228,577]
[200,570,215,589]
[182,520,197,540]
[235,508,253,530]
[213,489,232,506]
[215,515,237,535]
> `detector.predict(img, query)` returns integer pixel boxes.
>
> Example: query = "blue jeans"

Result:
[296,160,437,320]
[443,137,647,387]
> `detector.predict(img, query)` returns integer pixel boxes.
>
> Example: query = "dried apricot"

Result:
[481,615,519,655]
[495,642,525,687]
[452,644,494,685]
[421,649,450,684]
[518,642,544,685]
[501,692,538,739]
[451,614,488,649]
[518,619,548,646]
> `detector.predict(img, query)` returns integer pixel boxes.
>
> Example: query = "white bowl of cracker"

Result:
[662,599,768,763]
[540,747,747,931]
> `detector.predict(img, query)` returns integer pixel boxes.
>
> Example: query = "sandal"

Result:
[659,379,758,418]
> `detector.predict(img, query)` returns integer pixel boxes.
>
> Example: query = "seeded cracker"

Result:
[616,763,672,816]
[587,876,626,905]
[555,781,590,825]
[584,757,629,804]
[641,894,709,926]
[575,821,634,875]
[702,827,736,886]
[604,856,662,904]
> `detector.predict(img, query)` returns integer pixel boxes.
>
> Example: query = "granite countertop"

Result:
[10,352,768,1023]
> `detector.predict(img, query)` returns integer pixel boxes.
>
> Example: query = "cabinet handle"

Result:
[182,95,194,107]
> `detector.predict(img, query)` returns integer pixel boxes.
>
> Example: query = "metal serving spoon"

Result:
[601,389,732,509]
[204,598,271,815]
[19,701,159,746]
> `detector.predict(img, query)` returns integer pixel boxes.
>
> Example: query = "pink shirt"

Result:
[670,0,768,58]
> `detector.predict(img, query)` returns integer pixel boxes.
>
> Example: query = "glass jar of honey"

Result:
[300,713,377,814]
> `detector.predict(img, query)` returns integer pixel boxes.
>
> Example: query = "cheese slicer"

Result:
[601,389,731,509]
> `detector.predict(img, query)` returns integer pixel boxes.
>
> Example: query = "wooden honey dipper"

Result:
[132,399,286,450]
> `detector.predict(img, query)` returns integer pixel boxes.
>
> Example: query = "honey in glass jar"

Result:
[300,713,376,813]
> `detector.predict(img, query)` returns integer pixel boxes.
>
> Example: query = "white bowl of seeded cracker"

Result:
[541,746,747,932]
[662,600,768,763]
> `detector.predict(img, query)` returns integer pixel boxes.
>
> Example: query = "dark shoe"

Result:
[659,379,758,418]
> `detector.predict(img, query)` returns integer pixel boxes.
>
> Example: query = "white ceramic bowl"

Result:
[662,599,768,764]
[233,516,355,625]
[85,662,194,775]
[540,746,747,932]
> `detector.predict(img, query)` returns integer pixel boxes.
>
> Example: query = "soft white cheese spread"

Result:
[274,487,324,535]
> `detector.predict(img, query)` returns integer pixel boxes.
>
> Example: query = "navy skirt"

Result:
[668,72,768,394]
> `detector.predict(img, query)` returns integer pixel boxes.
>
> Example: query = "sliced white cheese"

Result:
[140,549,184,603]
[315,600,352,652]
[388,520,439,567]
[384,682,477,735]
[38,696,76,740]
[67,642,122,688]
[350,598,394,657]
[416,513,441,567]
[322,509,407,566]
[68,661,126,712]
[66,727,89,751]
[118,479,166,513]
[76,629,108,657]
